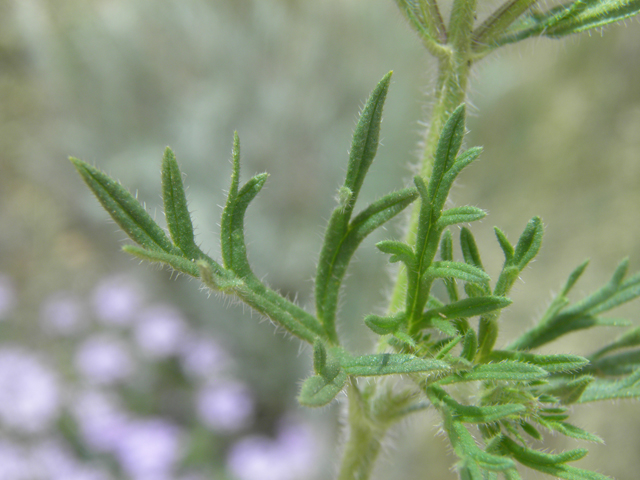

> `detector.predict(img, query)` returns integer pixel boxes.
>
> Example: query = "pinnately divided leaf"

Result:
[315,72,396,343]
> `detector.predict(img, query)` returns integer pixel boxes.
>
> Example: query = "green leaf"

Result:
[543,0,640,37]
[428,261,491,284]
[315,72,396,343]
[440,361,548,384]
[340,353,450,376]
[344,71,392,202]
[435,336,464,359]
[440,230,460,303]
[561,259,590,296]
[591,326,640,359]
[541,376,595,404]
[494,227,514,262]
[445,417,516,471]
[429,104,466,204]
[433,147,483,212]
[377,240,416,266]
[347,188,418,246]
[460,227,485,272]
[512,216,543,271]
[538,419,604,443]
[161,147,200,260]
[432,296,512,320]
[501,437,588,465]
[562,258,628,317]
[220,133,269,276]
[460,329,478,362]
[364,312,405,335]
[437,206,487,229]
[520,421,543,440]
[298,370,348,407]
[123,245,201,277]
[428,385,525,424]
[501,437,611,480]
[491,0,640,49]
[578,369,640,402]
[586,348,640,375]
[489,351,589,373]
[313,339,327,375]
[70,157,178,254]
[431,317,458,336]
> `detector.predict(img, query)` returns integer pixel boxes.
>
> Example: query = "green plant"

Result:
[71,0,640,478]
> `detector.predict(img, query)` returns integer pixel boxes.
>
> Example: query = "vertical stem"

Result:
[387,55,472,313]
[337,381,388,480]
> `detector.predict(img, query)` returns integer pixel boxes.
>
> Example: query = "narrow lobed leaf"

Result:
[161,147,200,260]
[440,230,460,303]
[512,216,544,270]
[578,369,640,402]
[440,360,548,384]
[460,227,485,272]
[437,206,487,229]
[430,104,467,203]
[428,296,512,320]
[70,157,177,254]
[445,417,516,471]
[460,329,478,362]
[429,261,491,284]
[298,370,348,407]
[539,419,604,443]
[494,227,514,262]
[313,339,327,375]
[376,240,416,266]
[123,245,200,277]
[364,313,405,335]
[489,351,589,374]
[340,353,450,376]
[590,325,640,359]
[344,71,393,200]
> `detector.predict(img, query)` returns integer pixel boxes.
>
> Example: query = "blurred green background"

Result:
[1,0,639,478]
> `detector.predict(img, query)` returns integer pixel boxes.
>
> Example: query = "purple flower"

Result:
[92,275,143,326]
[40,292,83,336]
[196,381,254,433]
[0,348,60,433]
[113,418,182,479]
[74,334,134,385]
[180,337,229,379]
[133,305,188,358]
[0,273,16,320]
[32,440,114,480]
[72,390,130,453]
[0,440,34,479]
[227,422,317,480]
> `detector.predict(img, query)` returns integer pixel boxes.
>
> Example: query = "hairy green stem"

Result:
[337,381,388,480]
[388,57,472,314]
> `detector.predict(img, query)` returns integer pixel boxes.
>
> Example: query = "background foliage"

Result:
[1,0,639,478]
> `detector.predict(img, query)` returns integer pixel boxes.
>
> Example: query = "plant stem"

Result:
[387,55,472,314]
[337,381,388,480]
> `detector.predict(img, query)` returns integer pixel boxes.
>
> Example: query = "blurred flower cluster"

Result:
[0,271,319,480]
